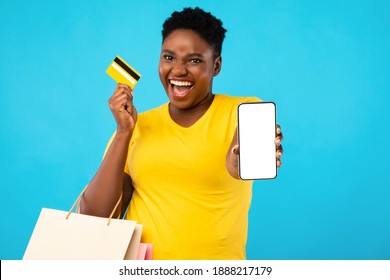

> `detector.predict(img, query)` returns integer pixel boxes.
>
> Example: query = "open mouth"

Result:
[169,79,194,97]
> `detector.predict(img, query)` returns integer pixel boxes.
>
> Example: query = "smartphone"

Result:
[237,102,277,180]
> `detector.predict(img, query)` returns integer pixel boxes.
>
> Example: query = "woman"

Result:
[80,7,283,260]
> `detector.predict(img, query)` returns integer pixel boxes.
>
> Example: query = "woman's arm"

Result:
[79,84,137,217]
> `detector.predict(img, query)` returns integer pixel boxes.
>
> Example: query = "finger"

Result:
[109,91,131,105]
[277,160,282,168]
[117,84,133,98]
[113,84,134,100]
[113,84,126,95]
[276,143,283,160]
[116,83,130,91]
[274,134,283,147]
[126,104,134,115]
[276,131,283,141]
[109,93,132,112]
[130,105,138,121]
[231,144,240,155]
[276,124,281,135]
[275,125,283,142]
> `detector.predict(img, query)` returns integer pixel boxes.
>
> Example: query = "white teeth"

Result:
[170,80,193,87]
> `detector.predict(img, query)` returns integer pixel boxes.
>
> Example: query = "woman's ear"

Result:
[213,56,222,76]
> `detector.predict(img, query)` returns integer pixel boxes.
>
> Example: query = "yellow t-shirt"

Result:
[112,94,260,259]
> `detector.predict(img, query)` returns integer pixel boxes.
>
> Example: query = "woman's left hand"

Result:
[227,124,284,179]
[275,124,283,167]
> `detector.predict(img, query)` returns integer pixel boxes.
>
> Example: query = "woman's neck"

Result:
[169,93,215,127]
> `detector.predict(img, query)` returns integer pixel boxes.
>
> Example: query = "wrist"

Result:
[115,128,133,139]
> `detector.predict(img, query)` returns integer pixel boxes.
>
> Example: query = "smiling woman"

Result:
[79,7,283,260]
[159,29,221,126]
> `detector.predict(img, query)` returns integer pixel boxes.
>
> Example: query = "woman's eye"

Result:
[189,59,201,63]
[164,55,173,61]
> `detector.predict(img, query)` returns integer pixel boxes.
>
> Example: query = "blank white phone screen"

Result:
[238,102,277,180]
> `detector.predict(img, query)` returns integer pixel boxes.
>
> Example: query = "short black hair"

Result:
[162,7,227,57]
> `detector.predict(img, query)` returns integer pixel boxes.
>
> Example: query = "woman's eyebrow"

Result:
[161,49,205,58]
[186,53,204,58]
[161,49,175,54]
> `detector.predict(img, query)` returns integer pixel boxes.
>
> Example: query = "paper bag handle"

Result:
[65,185,123,225]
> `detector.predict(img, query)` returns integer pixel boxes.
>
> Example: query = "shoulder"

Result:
[137,103,168,121]
[209,94,262,124]
[215,94,261,103]
[214,94,262,111]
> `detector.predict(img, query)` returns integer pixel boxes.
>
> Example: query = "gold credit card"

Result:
[106,56,141,89]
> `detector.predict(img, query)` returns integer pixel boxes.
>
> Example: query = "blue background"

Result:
[1,0,389,260]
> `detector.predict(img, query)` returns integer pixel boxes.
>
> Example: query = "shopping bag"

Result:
[23,186,143,260]
[137,243,153,260]
[125,224,143,259]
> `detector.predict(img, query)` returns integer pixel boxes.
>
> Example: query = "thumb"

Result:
[231,145,240,155]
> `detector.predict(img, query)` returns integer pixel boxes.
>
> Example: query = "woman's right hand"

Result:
[108,84,138,134]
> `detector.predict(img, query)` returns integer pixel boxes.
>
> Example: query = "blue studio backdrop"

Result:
[1,0,389,259]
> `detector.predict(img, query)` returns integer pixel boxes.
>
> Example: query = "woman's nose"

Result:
[171,61,187,76]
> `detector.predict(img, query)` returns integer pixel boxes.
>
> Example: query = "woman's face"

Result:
[158,29,221,110]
